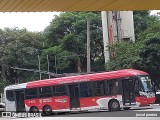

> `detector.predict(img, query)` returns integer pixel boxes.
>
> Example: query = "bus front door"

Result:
[122,79,136,106]
[15,90,25,112]
[68,84,80,110]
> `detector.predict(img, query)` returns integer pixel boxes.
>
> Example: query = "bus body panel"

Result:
[4,69,156,113]
[4,83,27,112]
[25,95,123,111]
[80,95,123,109]
[135,96,155,106]
[26,69,148,88]
[5,101,16,111]
[25,96,70,111]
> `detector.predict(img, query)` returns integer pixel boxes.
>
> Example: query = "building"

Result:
[101,11,135,63]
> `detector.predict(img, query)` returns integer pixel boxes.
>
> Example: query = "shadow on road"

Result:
[43,106,155,117]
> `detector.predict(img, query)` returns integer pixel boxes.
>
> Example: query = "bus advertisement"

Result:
[4,69,155,115]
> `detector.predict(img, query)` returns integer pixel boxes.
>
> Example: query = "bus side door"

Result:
[122,78,136,106]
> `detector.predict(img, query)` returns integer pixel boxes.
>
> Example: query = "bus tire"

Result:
[123,107,131,110]
[30,106,39,113]
[108,100,120,111]
[43,105,52,116]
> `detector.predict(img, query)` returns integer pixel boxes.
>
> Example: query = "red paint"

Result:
[135,97,156,106]
[26,69,147,88]
[25,96,70,111]
[80,95,120,107]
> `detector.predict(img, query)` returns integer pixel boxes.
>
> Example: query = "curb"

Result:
[150,104,160,106]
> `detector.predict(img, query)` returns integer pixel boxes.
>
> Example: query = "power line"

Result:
[10,66,57,76]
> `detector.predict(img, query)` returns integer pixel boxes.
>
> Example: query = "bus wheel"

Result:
[43,105,52,115]
[109,100,120,111]
[123,107,131,110]
[30,106,39,113]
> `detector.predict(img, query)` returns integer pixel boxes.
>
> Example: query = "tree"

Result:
[106,12,160,88]
[136,34,160,87]
[0,27,44,83]
[44,12,104,73]
[106,41,142,71]
[133,10,158,40]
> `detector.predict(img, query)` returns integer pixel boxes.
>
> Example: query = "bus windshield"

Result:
[140,76,153,92]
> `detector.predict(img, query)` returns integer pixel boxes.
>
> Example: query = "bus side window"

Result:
[80,82,92,97]
[25,88,38,99]
[39,86,52,98]
[53,85,66,96]
[93,81,105,96]
[6,90,15,101]
[108,80,119,95]
[117,80,122,94]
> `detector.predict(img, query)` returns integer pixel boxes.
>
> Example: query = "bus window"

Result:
[80,82,92,97]
[53,85,66,96]
[108,81,119,95]
[117,81,122,94]
[6,90,15,101]
[25,88,38,99]
[93,81,105,96]
[140,76,153,92]
[39,86,52,98]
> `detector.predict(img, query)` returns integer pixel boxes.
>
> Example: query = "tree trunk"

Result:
[77,58,81,73]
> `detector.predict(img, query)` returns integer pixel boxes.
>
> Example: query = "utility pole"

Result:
[87,17,91,73]
[101,11,110,64]
[47,55,50,79]
[38,55,41,80]
[55,55,57,74]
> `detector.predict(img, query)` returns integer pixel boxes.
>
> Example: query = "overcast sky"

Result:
[0,11,159,32]
[0,12,60,32]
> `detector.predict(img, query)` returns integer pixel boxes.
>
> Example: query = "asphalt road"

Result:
[0,105,160,120]
[46,105,160,117]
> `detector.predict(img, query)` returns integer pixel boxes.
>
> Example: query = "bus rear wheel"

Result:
[43,105,52,116]
[30,106,39,113]
[109,100,120,111]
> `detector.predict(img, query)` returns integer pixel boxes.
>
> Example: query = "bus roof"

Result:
[26,69,147,88]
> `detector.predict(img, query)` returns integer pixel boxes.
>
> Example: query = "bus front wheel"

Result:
[109,100,120,111]
[43,105,52,115]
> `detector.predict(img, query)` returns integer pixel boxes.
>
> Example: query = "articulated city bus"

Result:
[4,69,155,115]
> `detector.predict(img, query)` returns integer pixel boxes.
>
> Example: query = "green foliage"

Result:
[106,41,142,70]
[137,34,160,73]
[44,12,104,73]
[133,11,158,40]
[2,11,160,89]
[0,80,8,93]
[107,12,160,86]
[0,27,44,83]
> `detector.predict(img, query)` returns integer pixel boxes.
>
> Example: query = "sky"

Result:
[0,12,60,32]
[0,11,159,32]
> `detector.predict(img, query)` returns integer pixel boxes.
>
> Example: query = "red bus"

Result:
[4,69,155,115]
